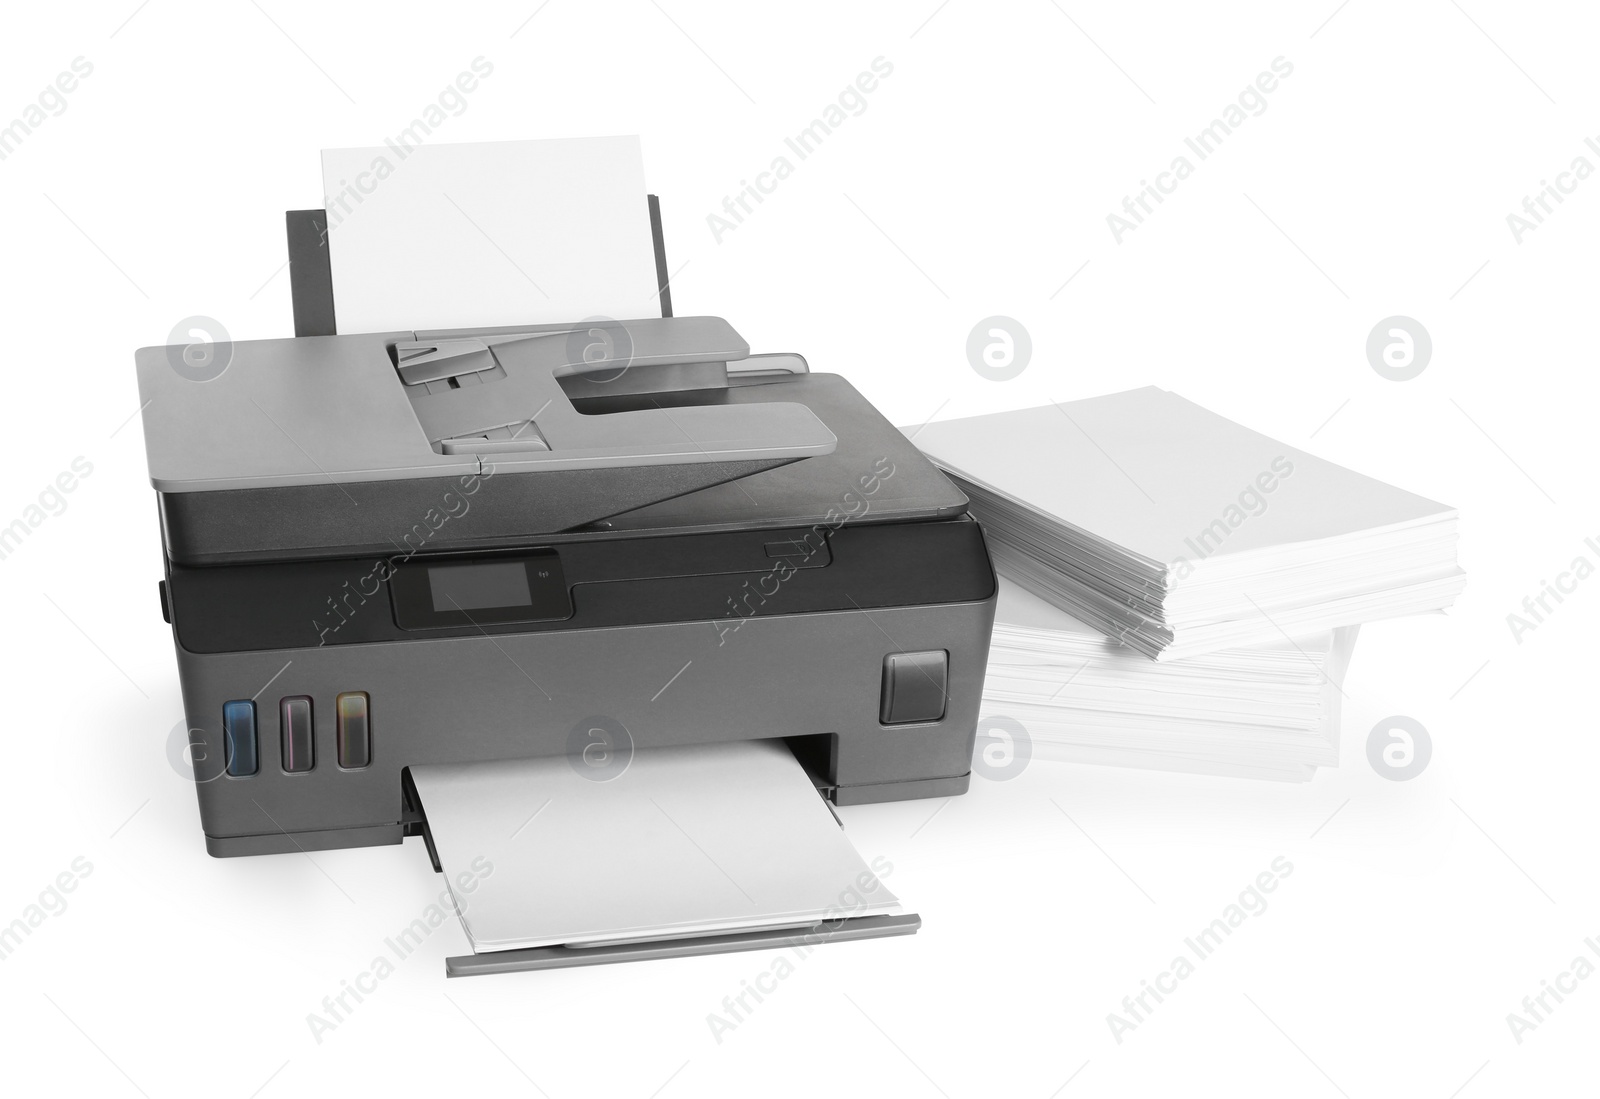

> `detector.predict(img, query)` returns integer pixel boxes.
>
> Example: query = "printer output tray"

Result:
[444,914,922,976]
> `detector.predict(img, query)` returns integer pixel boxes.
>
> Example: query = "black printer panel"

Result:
[163,518,993,656]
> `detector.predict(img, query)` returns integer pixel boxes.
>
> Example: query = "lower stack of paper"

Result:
[983,579,1358,781]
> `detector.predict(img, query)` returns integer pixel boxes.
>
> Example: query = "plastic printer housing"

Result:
[136,206,996,858]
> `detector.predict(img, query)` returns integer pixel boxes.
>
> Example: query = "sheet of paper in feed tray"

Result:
[321,136,660,334]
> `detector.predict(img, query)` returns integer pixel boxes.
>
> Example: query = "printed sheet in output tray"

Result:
[410,739,900,952]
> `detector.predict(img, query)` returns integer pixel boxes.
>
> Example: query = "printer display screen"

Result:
[389,551,572,630]
[428,561,533,613]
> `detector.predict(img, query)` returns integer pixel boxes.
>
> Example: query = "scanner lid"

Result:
[135,316,837,495]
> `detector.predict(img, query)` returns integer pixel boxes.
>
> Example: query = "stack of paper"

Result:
[411,740,900,952]
[983,579,1357,781]
[913,387,1464,662]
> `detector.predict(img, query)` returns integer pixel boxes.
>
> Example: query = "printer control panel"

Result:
[389,551,572,631]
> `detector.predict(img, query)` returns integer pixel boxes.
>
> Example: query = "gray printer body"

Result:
[138,308,997,858]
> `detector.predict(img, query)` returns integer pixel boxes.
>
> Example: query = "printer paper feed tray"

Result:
[410,741,911,972]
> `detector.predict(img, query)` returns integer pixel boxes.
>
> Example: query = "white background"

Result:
[1,2,1595,1096]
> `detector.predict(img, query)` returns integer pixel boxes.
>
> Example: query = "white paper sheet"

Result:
[321,136,660,334]
[411,740,899,952]
[911,387,1457,563]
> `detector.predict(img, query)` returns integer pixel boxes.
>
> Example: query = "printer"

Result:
[135,198,997,970]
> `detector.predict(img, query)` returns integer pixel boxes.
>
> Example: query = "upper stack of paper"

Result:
[411,740,899,952]
[321,136,660,334]
[913,387,1464,661]
[984,579,1357,781]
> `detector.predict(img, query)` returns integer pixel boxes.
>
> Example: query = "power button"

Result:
[879,651,948,725]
